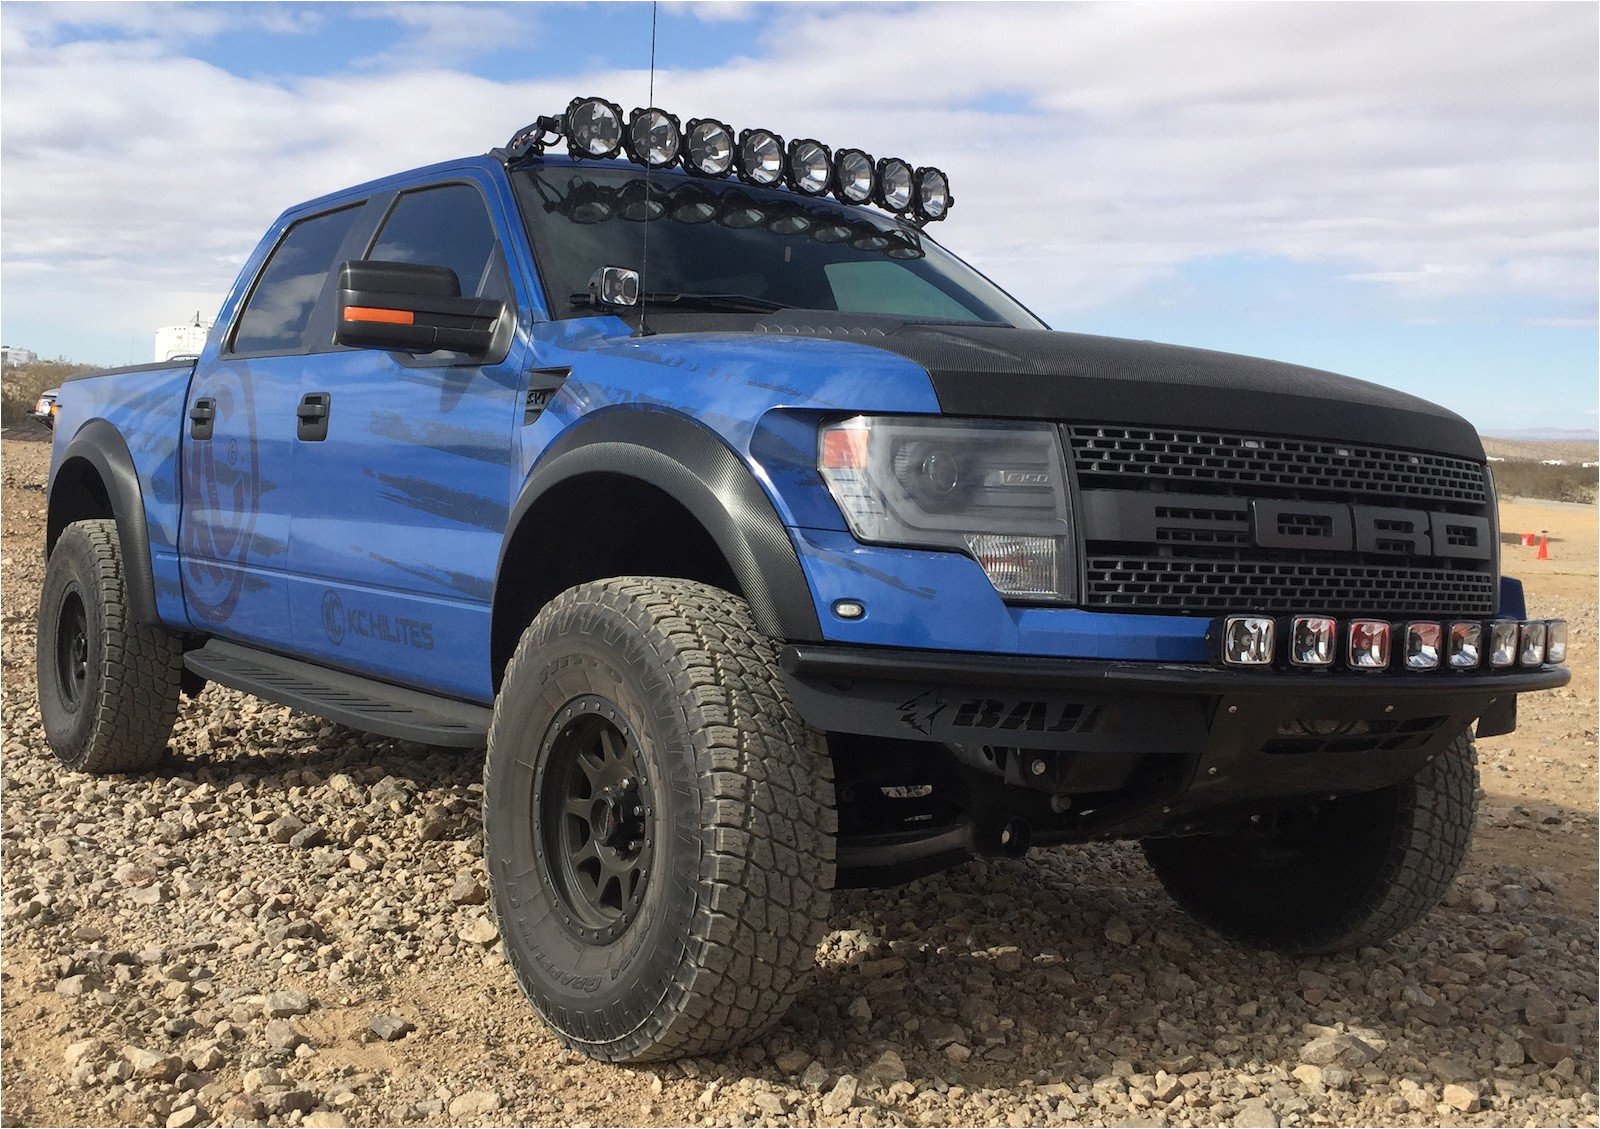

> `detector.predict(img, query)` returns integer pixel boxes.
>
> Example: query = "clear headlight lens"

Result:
[566,97,624,158]
[684,118,734,177]
[1545,620,1568,664]
[626,107,681,168]
[834,148,875,204]
[787,139,832,196]
[818,416,1075,601]
[737,128,785,186]
[877,158,914,212]
[915,166,951,221]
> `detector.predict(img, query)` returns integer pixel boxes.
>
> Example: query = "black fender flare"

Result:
[48,419,160,626]
[498,409,822,643]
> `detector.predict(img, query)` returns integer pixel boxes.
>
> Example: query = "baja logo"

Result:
[897,691,1099,735]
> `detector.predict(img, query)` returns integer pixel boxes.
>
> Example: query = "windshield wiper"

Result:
[637,292,785,313]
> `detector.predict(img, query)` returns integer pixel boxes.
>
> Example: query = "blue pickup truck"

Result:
[37,98,1569,1062]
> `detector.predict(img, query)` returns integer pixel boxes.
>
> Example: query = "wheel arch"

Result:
[491,409,822,686]
[47,420,159,626]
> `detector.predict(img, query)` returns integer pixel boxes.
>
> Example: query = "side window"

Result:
[824,260,982,321]
[232,205,363,354]
[368,184,507,301]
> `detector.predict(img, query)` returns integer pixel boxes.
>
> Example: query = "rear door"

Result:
[180,201,369,646]
[284,175,529,703]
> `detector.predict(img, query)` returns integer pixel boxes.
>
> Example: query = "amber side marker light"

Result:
[343,307,415,325]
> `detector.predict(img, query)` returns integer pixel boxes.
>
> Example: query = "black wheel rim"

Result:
[55,588,89,711]
[534,695,654,945]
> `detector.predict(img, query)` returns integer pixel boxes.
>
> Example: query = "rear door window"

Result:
[232,204,364,354]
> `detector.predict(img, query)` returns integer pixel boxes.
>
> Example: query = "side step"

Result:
[183,640,490,748]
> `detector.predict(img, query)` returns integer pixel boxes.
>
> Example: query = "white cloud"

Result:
[0,1,1594,363]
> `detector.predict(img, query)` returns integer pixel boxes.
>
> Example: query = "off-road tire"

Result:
[483,577,836,1062]
[36,519,184,773]
[1142,732,1478,954]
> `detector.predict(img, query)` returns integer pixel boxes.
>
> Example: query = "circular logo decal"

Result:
[321,589,346,645]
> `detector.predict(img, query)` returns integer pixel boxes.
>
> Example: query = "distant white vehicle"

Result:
[1540,459,1569,466]
[154,314,214,362]
[1487,456,1505,462]
[1584,462,1599,469]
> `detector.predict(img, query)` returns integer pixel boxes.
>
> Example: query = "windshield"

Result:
[513,163,1045,328]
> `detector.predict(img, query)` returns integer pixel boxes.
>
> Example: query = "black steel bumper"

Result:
[780,644,1569,833]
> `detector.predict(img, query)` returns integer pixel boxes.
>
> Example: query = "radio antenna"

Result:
[637,1,659,337]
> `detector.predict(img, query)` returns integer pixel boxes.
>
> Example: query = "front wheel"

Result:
[483,577,836,1062]
[36,519,184,773]
[1142,733,1478,954]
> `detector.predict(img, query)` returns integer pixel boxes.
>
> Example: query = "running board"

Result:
[183,641,490,748]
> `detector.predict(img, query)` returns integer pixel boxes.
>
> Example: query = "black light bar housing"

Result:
[496,98,953,225]
[1209,614,1569,674]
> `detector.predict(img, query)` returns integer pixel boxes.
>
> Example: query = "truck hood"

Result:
[733,316,1482,460]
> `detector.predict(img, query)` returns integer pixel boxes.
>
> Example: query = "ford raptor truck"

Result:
[36,98,1570,1062]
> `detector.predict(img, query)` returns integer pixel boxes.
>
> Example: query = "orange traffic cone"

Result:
[1536,531,1549,560]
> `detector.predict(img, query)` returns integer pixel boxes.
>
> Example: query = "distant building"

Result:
[1,345,38,366]
[154,314,215,361]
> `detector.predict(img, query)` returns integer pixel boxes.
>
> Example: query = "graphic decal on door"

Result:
[182,370,261,624]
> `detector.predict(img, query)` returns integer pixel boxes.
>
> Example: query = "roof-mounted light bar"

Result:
[497,98,954,224]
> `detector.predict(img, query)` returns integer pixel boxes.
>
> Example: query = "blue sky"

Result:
[2,1,1595,435]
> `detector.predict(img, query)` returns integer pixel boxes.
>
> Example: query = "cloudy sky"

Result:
[2,1,1595,434]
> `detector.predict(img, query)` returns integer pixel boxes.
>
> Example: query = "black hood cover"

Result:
[736,315,1483,460]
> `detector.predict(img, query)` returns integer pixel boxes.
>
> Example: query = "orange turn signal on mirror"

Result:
[343,306,415,325]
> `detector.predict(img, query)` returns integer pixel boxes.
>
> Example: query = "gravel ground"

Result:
[2,428,1596,1128]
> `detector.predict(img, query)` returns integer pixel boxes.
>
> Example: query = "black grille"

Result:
[1067,425,1488,506]
[1084,557,1497,616]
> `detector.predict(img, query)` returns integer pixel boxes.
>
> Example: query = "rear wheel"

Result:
[1142,732,1477,953]
[483,577,836,1062]
[36,519,184,773]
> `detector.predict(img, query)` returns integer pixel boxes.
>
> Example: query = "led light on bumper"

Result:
[1520,621,1547,666]
[1449,622,1483,669]
[1289,616,1337,666]
[818,416,1075,601]
[1348,620,1391,670]
[1489,621,1520,667]
[1546,620,1568,664]
[1223,616,1276,666]
[1403,622,1443,670]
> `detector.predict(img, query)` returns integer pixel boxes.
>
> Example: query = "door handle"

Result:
[189,397,216,441]
[297,392,331,442]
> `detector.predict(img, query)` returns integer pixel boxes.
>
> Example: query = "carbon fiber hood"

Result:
[738,316,1484,460]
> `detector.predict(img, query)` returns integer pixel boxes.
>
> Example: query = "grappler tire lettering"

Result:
[37,519,184,774]
[483,577,837,1062]
[1141,732,1479,954]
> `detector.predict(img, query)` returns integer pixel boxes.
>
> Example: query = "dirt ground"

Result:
[2,425,1596,1128]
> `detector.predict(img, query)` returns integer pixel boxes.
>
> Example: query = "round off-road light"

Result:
[1488,620,1519,667]
[1448,622,1483,669]
[1404,622,1442,670]
[684,118,734,177]
[565,96,624,159]
[1546,619,1568,664]
[833,148,875,204]
[877,158,914,212]
[1289,616,1336,666]
[626,107,682,168]
[1348,620,1390,670]
[736,128,785,186]
[787,139,833,196]
[914,166,951,221]
[1221,616,1275,666]
[1519,621,1547,666]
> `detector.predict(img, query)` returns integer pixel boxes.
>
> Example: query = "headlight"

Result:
[736,128,785,186]
[787,139,833,196]
[626,107,681,168]
[876,158,914,212]
[834,148,875,204]
[565,96,624,158]
[914,166,951,221]
[684,118,734,177]
[818,416,1076,601]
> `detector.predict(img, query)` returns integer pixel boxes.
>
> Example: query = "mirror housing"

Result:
[335,261,504,355]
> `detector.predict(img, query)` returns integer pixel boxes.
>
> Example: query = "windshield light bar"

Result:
[497,100,952,224]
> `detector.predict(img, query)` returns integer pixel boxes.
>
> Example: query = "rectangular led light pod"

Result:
[1289,616,1336,666]
[1404,622,1443,670]
[1546,620,1568,665]
[1222,616,1275,666]
[1348,620,1391,670]
[1520,621,1547,666]
[1488,621,1519,667]
[1449,622,1483,669]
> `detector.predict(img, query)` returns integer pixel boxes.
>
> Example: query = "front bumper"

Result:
[781,644,1568,834]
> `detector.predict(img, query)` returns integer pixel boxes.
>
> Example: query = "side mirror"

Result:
[335,260,505,356]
